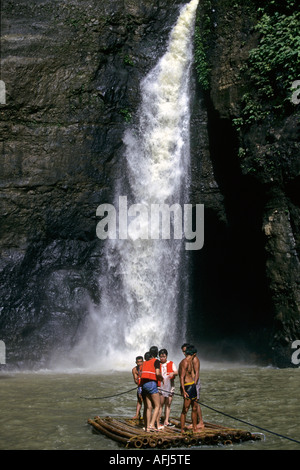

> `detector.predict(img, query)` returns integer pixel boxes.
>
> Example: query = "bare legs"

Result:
[196,402,205,429]
[132,393,143,419]
[143,392,160,431]
[158,395,173,426]
[186,402,205,430]
[180,398,197,433]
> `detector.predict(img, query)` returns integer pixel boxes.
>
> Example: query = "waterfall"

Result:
[65,0,199,370]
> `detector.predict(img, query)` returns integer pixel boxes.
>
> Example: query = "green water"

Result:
[0,363,299,451]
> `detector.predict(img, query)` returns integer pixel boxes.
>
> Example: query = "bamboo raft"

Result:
[88,416,262,449]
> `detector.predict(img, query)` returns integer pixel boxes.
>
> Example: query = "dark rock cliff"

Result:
[190,0,299,366]
[0,0,185,367]
[0,0,299,367]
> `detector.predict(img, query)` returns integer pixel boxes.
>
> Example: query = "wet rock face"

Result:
[0,0,185,366]
[191,0,300,366]
[0,0,299,368]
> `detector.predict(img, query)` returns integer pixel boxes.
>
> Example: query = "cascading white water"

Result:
[66,0,199,370]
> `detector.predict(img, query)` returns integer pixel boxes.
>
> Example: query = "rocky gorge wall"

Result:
[189,0,299,366]
[0,0,191,367]
[0,0,299,368]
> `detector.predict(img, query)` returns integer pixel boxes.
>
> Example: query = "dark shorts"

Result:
[184,383,197,401]
[142,380,159,395]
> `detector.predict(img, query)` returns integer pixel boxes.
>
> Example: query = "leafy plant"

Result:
[193,0,213,90]
[123,54,134,66]
[236,5,300,128]
[119,108,132,122]
[194,25,211,90]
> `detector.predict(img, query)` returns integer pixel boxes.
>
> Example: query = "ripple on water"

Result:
[0,367,299,450]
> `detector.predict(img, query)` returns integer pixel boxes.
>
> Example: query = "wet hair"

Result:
[144,352,151,361]
[159,348,168,356]
[181,343,190,350]
[185,345,197,356]
[149,346,158,358]
[136,356,143,362]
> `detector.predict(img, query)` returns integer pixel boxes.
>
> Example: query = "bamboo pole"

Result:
[88,416,262,448]
[95,417,150,447]
[87,419,129,445]
[101,418,145,437]
[148,437,158,448]
[97,417,162,448]
[107,417,181,448]
[128,436,144,448]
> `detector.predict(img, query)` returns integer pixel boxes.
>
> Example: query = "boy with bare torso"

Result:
[180,343,204,430]
[132,356,144,419]
[179,345,200,433]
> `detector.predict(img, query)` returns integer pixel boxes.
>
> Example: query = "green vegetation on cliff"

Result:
[194,0,212,90]
[234,0,299,129]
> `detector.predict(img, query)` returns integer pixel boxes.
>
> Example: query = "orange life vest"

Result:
[140,358,158,382]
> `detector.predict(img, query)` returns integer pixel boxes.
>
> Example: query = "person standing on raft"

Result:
[132,356,144,419]
[179,346,199,433]
[140,346,163,432]
[157,348,178,427]
[181,343,204,430]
